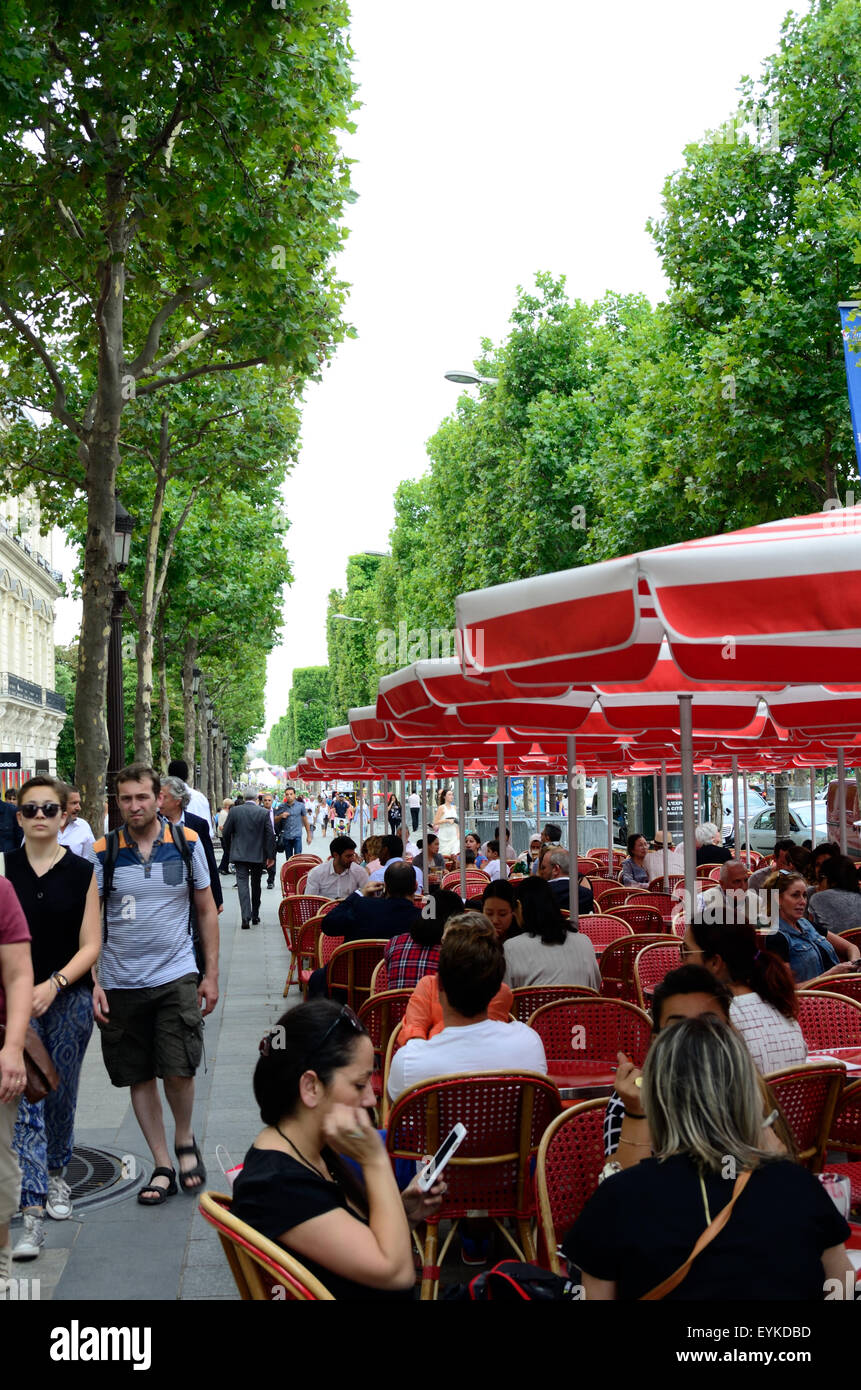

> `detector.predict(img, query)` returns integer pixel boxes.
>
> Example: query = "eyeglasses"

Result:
[20,802,61,819]
[302,1005,363,1070]
[679,945,704,957]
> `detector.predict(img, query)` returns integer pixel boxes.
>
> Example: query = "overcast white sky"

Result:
[55,0,806,743]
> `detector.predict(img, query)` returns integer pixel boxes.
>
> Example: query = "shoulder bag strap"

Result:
[640,1169,753,1301]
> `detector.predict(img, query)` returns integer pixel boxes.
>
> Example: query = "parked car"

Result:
[744,801,828,855]
[720,781,770,844]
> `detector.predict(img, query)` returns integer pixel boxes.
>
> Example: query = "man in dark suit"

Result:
[220,792,275,929]
[0,792,23,854]
[307,862,421,997]
[159,777,223,913]
[539,848,594,916]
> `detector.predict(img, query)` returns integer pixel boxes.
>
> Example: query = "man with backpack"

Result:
[88,764,218,1206]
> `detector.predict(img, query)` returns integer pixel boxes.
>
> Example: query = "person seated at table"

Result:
[527,836,542,875]
[383,889,462,990]
[682,920,807,1073]
[387,917,547,1102]
[232,1001,445,1300]
[307,864,423,999]
[538,848,595,915]
[618,833,650,887]
[762,871,860,984]
[483,840,502,881]
[399,911,515,1043]
[464,832,487,869]
[481,880,518,941]
[366,835,423,890]
[412,835,444,884]
[563,1014,854,1300]
[304,836,369,900]
[504,877,600,990]
[747,839,795,893]
[360,836,383,874]
[694,822,733,867]
[807,854,861,935]
[805,841,840,894]
[643,830,684,884]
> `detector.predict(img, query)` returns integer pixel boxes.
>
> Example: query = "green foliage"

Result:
[53,644,77,782]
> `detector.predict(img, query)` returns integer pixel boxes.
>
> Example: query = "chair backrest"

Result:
[595,887,637,912]
[370,959,388,995]
[696,862,724,875]
[386,1072,561,1222]
[380,1019,405,1124]
[357,989,414,1076]
[588,877,620,901]
[279,895,332,937]
[827,1076,861,1155]
[598,934,668,1003]
[708,867,723,882]
[281,856,322,894]
[840,927,861,948]
[795,990,861,1050]
[198,1191,334,1300]
[317,932,345,967]
[528,997,652,1069]
[590,849,625,870]
[803,973,861,1007]
[325,939,389,1012]
[535,1099,608,1273]
[628,891,678,924]
[440,870,492,896]
[764,1062,847,1170]
[295,872,310,895]
[577,913,633,952]
[607,903,664,934]
[509,984,598,1024]
[633,940,683,1009]
[577,858,601,876]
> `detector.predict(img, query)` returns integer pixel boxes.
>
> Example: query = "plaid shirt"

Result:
[384,934,441,990]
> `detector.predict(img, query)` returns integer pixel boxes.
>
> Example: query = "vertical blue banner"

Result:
[838,302,861,481]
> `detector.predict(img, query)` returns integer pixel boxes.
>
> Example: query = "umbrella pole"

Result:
[457,758,467,900]
[652,772,659,848]
[606,771,613,870]
[497,743,507,881]
[383,776,389,836]
[679,694,695,924]
[743,772,750,869]
[420,763,428,868]
[567,736,579,926]
[838,748,847,855]
[400,773,407,844]
[356,779,364,846]
[731,755,740,858]
[810,769,817,857]
[661,759,669,892]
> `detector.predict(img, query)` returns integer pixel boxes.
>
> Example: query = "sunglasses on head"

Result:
[20,801,61,819]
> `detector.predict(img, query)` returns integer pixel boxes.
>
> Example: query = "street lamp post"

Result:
[106,500,135,830]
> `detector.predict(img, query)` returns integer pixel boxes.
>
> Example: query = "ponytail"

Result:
[749,946,798,1020]
[689,920,798,1020]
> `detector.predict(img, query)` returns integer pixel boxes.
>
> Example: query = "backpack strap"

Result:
[101,829,120,943]
[167,821,196,937]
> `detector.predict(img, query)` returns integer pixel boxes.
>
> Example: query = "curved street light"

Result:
[444,369,498,386]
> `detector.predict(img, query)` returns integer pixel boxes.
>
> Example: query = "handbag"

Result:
[443,1259,583,1301]
[640,1169,752,1300]
[0,1022,60,1104]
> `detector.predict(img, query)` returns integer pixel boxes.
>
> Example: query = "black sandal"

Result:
[137,1167,177,1205]
[175,1138,206,1191]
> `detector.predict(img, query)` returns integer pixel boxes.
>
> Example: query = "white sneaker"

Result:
[12,1213,44,1261]
[0,1242,11,1293]
[46,1175,72,1220]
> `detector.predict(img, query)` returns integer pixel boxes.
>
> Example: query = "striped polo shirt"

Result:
[89,818,211,990]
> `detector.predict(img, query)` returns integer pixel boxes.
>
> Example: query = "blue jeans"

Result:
[283,836,303,860]
[15,985,94,1208]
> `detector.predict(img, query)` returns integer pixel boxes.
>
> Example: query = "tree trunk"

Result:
[182,637,197,767]
[158,610,171,769]
[197,673,209,800]
[710,776,723,825]
[134,418,169,762]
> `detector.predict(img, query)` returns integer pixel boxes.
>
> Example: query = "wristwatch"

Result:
[51,972,69,991]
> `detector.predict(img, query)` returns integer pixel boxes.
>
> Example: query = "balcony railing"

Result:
[0,672,67,713]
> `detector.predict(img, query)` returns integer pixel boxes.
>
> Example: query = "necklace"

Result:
[275,1125,337,1184]
[698,1173,711,1225]
[27,841,64,878]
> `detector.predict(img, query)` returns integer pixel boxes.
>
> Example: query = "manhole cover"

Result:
[66,1145,146,1210]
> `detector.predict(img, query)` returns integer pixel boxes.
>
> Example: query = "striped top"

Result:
[88,818,210,990]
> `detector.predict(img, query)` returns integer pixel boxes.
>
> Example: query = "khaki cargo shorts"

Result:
[98,974,203,1087]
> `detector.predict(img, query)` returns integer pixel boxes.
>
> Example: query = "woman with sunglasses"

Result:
[232,1000,445,1299]
[4,777,100,1260]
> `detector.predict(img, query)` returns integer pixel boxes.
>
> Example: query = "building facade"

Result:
[0,493,66,782]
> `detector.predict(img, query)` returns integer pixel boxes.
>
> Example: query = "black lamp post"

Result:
[106,500,136,830]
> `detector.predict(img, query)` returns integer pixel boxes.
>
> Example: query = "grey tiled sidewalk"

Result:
[33,833,325,1302]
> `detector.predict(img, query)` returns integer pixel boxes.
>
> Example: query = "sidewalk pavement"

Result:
[28,829,331,1302]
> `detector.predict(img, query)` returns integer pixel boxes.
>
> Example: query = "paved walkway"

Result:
[24,828,332,1302]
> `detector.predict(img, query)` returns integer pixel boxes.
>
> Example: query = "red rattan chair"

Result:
[803,974,861,1008]
[655,873,686,894]
[295,919,326,996]
[607,903,664,934]
[198,1191,334,1299]
[633,940,683,1010]
[588,877,620,902]
[795,991,861,1051]
[278,896,334,996]
[441,869,491,896]
[577,914,633,953]
[528,998,652,1081]
[317,931,345,968]
[535,1099,608,1273]
[577,858,601,876]
[599,934,667,1003]
[295,871,311,895]
[696,863,725,876]
[386,1072,562,1299]
[381,1019,405,1125]
[590,849,625,871]
[357,989,414,1103]
[324,939,389,1013]
[627,891,678,927]
[369,960,388,995]
[823,1078,861,1212]
[595,887,637,912]
[841,928,861,949]
[280,856,322,895]
[509,984,597,1024]
[764,1062,847,1171]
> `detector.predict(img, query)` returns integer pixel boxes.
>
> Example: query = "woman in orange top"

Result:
[400,910,513,1041]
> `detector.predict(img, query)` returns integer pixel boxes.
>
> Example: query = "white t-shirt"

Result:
[408,793,421,809]
[387,1019,548,1100]
[729,992,807,1073]
[185,784,214,833]
[484,858,501,881]
[58,817,95,858]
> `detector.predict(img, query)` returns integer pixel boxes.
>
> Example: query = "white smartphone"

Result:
[416,1122,467,1191]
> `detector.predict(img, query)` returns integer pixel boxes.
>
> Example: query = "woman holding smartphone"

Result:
[4,777,100,1261]
[233,1000,445,1299]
